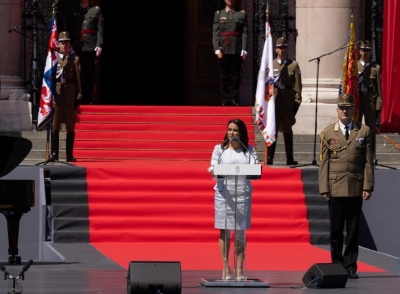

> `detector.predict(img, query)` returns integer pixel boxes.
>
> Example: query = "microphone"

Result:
[231,137,258,164]
[0,264,12,279]
[8,26,20,33]
[16,259,33,280]
[217,139,230,164]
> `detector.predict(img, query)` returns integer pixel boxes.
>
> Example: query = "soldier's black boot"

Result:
[66,132,77,162]
[267,139,277,165]
[49,132,59,162]
[284,133,298,165]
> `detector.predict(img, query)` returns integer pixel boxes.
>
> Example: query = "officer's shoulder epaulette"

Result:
[95,6,100,9]
[241,10,245,13]
[215,10,220,14]
[322,122,335,132]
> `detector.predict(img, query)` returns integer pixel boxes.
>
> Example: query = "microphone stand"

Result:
[291,40,363,168]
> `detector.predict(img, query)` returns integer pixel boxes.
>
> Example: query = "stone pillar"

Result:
[296,0,361,104]
[0,0,32,131]
[292,0,361,135]
[0,0,25,100]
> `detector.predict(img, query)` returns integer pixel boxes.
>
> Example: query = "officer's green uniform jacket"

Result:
[55,54,82,106]
[357,60,383,113]
[273,58,302,110]
[318,121,374,197]
[80,6,104,52]
[53,54,82,132]
[212,9,248,54]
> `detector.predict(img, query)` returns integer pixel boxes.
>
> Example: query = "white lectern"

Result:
[200,164,269,288]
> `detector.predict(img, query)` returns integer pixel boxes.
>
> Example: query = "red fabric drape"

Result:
[381,0,400,132]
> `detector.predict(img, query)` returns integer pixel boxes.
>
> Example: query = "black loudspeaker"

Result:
[302,263,348,289]
[127,261,182,294]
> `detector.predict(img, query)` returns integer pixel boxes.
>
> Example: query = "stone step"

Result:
[4,130,400,166]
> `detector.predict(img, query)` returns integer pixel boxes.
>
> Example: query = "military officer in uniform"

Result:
[49,31,82,163]
[357,40,383,155]
[212,0,248,106]
[319,93,374,279]
[72,0,104,105]
[267,37,302,165]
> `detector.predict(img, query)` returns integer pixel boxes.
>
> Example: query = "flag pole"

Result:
[45,123,50,160]
[264,6,269,166]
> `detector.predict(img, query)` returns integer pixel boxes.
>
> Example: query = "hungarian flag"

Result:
[254,13,276,146]
[339,14,359,121]
[37,18,58,131]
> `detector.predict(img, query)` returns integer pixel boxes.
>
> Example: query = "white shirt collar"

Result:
[276,59,287,65]
[339,121,352,133]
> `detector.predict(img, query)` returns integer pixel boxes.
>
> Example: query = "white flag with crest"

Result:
[254,18,276,146]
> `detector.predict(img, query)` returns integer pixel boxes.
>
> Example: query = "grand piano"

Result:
[0,136,34,264]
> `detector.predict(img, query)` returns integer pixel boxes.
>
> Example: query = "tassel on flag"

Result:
[36,18,58,131]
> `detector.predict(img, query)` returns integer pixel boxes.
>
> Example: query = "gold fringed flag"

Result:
[254,8,276,146]
[339,14,359,121]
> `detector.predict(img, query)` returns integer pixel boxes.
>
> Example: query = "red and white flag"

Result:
[254,17,276,146]
[37,18,58,131]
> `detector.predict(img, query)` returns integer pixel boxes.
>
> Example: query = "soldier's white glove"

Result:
[95,47,102,57]
[215,49,221,56]
[241,50,247,61]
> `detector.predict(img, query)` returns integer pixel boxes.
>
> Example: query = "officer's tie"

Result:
[345,125,349,140]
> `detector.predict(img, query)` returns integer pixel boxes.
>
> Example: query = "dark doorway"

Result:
[100,1,185,105]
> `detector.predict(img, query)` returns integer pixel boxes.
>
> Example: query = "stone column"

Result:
[296,0,361,104]
[293,0,361,135]
[0,0,32,131]
[0,0,25,99]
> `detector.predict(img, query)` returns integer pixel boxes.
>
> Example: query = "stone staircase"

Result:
[2,129,400,166]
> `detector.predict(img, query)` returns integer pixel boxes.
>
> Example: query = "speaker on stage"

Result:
[126,261,182,294]
[302,263,348,289]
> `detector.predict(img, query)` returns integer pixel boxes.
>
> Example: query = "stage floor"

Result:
[0,244,398,294]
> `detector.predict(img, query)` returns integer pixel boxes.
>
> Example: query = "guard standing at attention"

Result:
[72,0,104,105]
[49,31,82,163]
[357,40,382,155]
[212,0,248,106]
[267,37,302,165]
[319,93,374,279]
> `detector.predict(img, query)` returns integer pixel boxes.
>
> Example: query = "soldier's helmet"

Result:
[360,40,372,50]
[58,31,71,42]
[337,93,355,107]
[275,37,288,47]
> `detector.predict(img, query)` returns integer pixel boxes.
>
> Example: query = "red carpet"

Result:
[74,106,385,272]
[75,105,255,161]
[76,161,309,244]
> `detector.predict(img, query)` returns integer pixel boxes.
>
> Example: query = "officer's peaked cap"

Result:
[276,37,288,47]
[58,31,71,42]
[337,93,354,107]
[360,40,372,50]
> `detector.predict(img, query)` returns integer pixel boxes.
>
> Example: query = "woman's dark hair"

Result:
[221,118,249,153]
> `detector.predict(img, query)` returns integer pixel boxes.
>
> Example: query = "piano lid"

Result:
[0,136,32,178]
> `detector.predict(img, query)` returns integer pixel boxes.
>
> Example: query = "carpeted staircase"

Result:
[46,105,330,245]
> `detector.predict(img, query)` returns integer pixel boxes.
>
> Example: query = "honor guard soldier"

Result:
[357,40,383,155]
[319,93,374,280]
[72,0,104,105]
[212,0,248,106]
[267,37,302,165]
[49,31,82,162]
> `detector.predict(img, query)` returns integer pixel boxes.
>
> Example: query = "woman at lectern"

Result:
[208,118,259,280]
